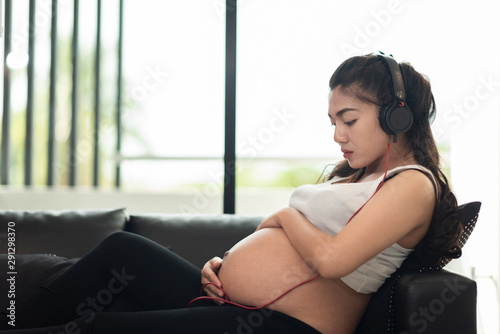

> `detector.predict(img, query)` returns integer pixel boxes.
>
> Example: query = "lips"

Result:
[341,148,353,159]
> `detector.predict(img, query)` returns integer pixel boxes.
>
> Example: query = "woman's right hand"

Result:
[201,256,225,305]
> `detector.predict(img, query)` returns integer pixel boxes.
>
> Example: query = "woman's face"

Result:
[328,87,391,172]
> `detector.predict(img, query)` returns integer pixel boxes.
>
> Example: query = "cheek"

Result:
[355,121,389,145]
[375,130,391,144]
[369,121,391,143]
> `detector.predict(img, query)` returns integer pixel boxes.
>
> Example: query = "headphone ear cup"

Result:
[379,103,394,134]
[379,104,413,135]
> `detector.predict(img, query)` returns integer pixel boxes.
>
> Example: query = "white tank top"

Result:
[289,165,437,293]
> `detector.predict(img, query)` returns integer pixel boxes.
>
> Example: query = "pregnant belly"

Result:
[217,228,318,307]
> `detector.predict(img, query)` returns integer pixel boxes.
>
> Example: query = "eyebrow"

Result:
[328,108,358,119]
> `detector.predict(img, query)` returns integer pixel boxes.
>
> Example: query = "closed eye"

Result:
[345,120,357,126]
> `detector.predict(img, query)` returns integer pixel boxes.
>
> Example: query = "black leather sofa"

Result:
[0,202,480,333]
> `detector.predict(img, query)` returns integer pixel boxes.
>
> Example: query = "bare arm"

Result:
[258,170,435,279]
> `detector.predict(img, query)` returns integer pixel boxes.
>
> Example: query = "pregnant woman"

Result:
[0,54,462,334]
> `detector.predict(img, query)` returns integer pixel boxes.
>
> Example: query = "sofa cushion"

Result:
[0,254,78,311]
[127,213,262,268]
[0,208,128,258]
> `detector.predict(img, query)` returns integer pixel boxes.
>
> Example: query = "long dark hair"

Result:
[326,54,462,268]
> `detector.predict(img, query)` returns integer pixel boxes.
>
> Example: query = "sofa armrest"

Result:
[395,270,477,334]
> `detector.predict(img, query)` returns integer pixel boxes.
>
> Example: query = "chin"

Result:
[346,158,369,170]
[346,159,360,169]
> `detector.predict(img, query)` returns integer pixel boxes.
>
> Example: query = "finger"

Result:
[212,260,222,269]
[201,259,218,280]
[213,298,225,306]
[211,257,223,269]
[202,272,223,296]
[204,272,222,292]
[201,266,221,285]
[201,268,223,298]
[204,283,226,301]
[209,260,223,282]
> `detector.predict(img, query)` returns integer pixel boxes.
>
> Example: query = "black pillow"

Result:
[0,254,78,311]
[0,208,128,259]
[435,201,481,269]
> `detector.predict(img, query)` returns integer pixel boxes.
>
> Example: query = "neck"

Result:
[365,140,416,177]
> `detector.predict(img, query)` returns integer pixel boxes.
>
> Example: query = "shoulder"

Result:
[389,167,433,183]
[385,166,437,198]
[381,168,436,216]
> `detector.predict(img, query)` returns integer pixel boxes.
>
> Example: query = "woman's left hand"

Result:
[256,207,297,231]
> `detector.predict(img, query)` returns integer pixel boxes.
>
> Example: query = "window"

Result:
[119,1,225,202]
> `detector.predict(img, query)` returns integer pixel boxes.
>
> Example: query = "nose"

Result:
[333,125,347,144]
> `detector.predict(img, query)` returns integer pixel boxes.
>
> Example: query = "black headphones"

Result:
[377,52,413,142]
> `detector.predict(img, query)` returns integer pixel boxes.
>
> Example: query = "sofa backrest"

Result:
[0,208,262,267]
[127,213,262,268]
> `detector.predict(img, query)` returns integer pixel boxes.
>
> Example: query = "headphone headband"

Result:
[378,53,406,101]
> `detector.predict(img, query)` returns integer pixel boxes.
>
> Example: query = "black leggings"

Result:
[0,232,320,334]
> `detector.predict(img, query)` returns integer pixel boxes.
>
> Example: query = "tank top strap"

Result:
[381,164,438,197]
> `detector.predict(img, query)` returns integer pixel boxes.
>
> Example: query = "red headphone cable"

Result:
[188,274,320,310]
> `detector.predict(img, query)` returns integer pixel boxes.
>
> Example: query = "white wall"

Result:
[450,92,500,334]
